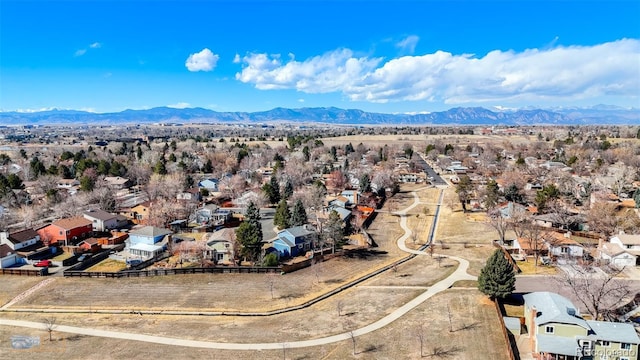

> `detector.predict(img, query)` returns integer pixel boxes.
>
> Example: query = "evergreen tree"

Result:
[6,173,23,189]
[483,179,500,209]
[80,176,95,192]
[504,184,524,204]
[323,210,344,253]
[202,159,213,173]
[359,173,371,193]
[154,158,167,175]
[282,179,294,200]
[302,145,310,162]
[236,201,263,262]
[291,199,308,227]
[274,199,291,229]
[262,176,281,204]
[478,249,516,299]
[633,188,640,209]
[455,175,473,212]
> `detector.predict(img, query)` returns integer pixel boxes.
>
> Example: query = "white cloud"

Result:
[298,98,305,103]
[235,49,382,92]
[233,53,241,64]
[395,35,420,54]
[185,48,219,72]
[74,49,87,57]
[167,102,191,109]
[89,42,101,49]
[235,39,640,105]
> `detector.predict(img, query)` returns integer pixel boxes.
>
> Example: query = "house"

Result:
[128,226,172,246]
[0,244,24,268]
[523,291,640,360]
[203,228,235,264]
[83,209,118,232]
[546,232,584,263]
[599,242,637,267]
[103,176,131,190]
[37,217,93,246]
[610,234,640,258]
[177,188,202,203]
[397,172,419,183]
[0,229,40,250]
[78,238,101,253]
[129,201,152,224]
[194,204,219,224]
[126,226,172,259]
[273,225,317,258]
[340,190,360,206]
[497,201,528,219]
[57,178,80,189]
[198,178,219,192]
[446,161,469,174]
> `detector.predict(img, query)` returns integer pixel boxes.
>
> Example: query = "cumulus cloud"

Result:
[395,35,420,54]
[74,49,87,57]
[185,48,219,72]
[74,41,101,57]
[235,48,382,92]
[89,42,101,49]
[235,39,640,105]
[233,53,241,64]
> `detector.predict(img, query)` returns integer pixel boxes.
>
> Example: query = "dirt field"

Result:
[0,289,508,360]
[0,277,45,306]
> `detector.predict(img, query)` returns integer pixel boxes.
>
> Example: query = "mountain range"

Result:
[0,105,638,126]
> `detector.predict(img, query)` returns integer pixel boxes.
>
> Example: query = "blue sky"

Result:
[1,0,639,113]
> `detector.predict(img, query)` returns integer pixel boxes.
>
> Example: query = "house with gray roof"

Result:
[523,291,639,360]
[272,225,317,258]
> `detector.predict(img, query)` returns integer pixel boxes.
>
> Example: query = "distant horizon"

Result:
[1,1,639,113]
[1,103,638,115]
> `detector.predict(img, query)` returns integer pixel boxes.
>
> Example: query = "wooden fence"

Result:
[494,299,517,360]
[64,266,282,278]
[1,268,48,276]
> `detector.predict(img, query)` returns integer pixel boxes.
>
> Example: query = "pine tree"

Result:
[262,176,281,204]
[236,201,263,262]
[283,179,294,200]
[323,210,344,253]
[478,249,516,299]
[274,199,291,229]
[633,188,640,209]
[290,199,308,227]
[359,173,371,193]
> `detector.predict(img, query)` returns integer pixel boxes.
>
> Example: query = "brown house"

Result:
[37,217,93,246]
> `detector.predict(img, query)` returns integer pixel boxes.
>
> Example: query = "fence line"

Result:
[494,299,517,360]
[64,266,282,278]
[1,268,47,276]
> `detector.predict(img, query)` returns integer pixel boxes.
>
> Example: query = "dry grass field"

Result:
[0,290,508,360]
[85,259,127,273]
[0,277,46,306]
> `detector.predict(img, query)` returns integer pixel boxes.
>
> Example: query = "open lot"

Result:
[0,289,507,360]
[0,277,46,306]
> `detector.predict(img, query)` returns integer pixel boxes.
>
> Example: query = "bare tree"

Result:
[266,274,277,300]
[336,300,344,316]
[349,330,357,355]
[520,222,549,273]
[43,318,56,341]
[587,201,619,239]
[556,265,631,320]
[416,325,426,357]
[486,208,509,244]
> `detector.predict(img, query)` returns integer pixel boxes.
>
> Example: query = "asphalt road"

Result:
[415,154,447,186]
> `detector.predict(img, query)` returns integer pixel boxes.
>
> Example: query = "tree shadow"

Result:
[427,345,462,358]
[455,321,481,332]
[362,343,383,353]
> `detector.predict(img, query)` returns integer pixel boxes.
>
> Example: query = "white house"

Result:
[198,178,219,192]
[610,234,640,261]
[599,242,637,267]
[0,229,40,251]
[83,209,118,232]
[546,232,584,263]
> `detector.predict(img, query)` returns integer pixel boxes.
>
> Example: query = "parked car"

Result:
[77,254,92,262]
[34,260,52,267]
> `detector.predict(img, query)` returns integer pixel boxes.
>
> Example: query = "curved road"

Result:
[0,186,477,350]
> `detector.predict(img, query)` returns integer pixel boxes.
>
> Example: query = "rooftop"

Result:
[83,209,117,221]
[7,229,39,244]
[523,291,589,329]
[129,226,172,238]
[52,216,92,230]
